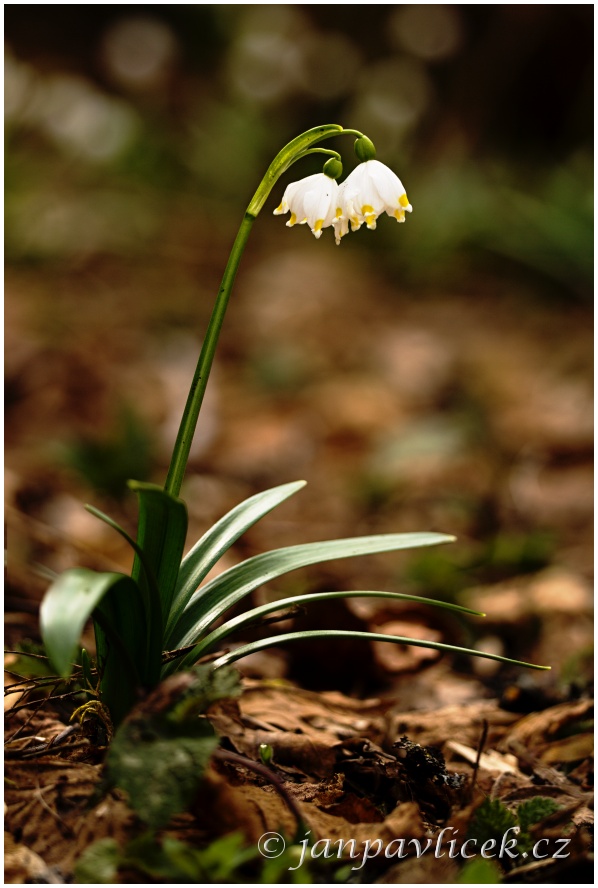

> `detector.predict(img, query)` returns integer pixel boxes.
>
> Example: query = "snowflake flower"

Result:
[334,160,412,244]
[273,173,340,239]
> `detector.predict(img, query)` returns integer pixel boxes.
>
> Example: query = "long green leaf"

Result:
[164,588,484,674]
[40,568,145,678]
[210,630,551,671]
[85,503,160,614]
[129,481,187,675]
[86,498,165,687]
[166,480,306,640]
[93,603,145,728]
[167,532,455,649]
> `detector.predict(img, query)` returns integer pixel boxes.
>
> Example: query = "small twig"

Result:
[4,676,37,691]
[4,678,67,699]
[4,688,88,720]
[3,649,53,662]
[468,719,488,801]
[5,725,84,759]
[5,681,63,743]
[19,739,91,760]
[213,748,310,839]
[4,671,79,692]
[48,723,81,749]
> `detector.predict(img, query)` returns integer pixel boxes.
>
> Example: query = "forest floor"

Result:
[5,237,594,883]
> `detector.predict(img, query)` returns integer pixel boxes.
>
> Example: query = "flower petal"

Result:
[336,160,412,234]
[274,173,339,239]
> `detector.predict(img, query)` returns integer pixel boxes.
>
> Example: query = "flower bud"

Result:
[354,135,376,162]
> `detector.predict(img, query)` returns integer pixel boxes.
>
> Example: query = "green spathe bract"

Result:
[39,125,549,727]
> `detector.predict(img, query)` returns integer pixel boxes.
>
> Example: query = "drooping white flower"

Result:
[273,173,340,239]
[334,160,412,244]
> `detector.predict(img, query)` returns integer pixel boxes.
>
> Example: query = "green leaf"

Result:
[104,667,237,829]
[169,588,484,674]
[85,502,159,609]
[516,797,561,832]
[129,481,188,679]
[515,797,564,859]
[210,630,551,672]
[467,798,518,845]
[166,480,306,641]
[86,497,168,693]
[40,568,145,678]
[119,834,184,882]
[167,532,455,651]
[177,833,258,881]
[74,838,121,884]
[168,664,242,719]
[93,581,149,726]
[106,721,217,830]
[84,832,259,884]
[458,857,501,884]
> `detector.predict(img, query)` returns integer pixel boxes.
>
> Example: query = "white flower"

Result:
[273,173,340,239]
[334,160,412,244]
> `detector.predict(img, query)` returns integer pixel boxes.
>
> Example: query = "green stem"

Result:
[164,212,255,497]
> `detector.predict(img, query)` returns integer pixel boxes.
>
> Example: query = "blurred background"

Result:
[5,5,593,701]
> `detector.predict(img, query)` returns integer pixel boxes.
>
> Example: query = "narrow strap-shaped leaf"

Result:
[129,481,188,664]
[166,480,306,640]
[93,605,144,726]
[86,499,164,685]
[93,578,147,677]
[210,630,551,671]
[40,568,145,678]
[85,503,158,612]
[167,532,455,649]
[163,588,484,675]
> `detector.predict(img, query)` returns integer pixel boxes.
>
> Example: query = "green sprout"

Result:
[39,126,549,727]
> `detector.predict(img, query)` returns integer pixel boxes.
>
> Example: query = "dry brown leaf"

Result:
[446,740,522,776]
[4,757,134,877]
[502,699,593,751]
[4,833,61,884]
[371,621,442,673]
[192,767,281,843]
[390,701,519,750]
[240,682,389,741]
[538,733,594,765]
